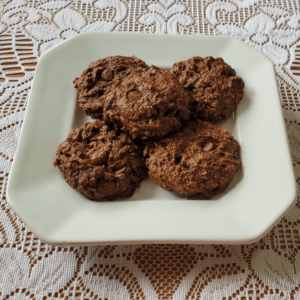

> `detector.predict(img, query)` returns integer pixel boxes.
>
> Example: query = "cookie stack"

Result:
[54,55,244,200]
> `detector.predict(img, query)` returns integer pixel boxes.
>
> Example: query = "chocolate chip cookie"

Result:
[171,56,244,123]
[103,66,191,139]
[53,120,148,200]
[73,56,148,119]
[144,120,240,198]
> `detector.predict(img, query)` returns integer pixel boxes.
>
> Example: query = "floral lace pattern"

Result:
[1,0,300,299]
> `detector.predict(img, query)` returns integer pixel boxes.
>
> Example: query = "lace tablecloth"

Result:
[1,0,300,299]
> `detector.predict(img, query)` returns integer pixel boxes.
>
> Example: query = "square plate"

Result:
[7,32,296,245]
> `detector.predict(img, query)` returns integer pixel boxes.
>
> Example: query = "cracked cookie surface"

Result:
[103,66,191,139]
[171,56,244,124]
[54,120,148,200]
[73,55,148,119]
[144,120,241,198]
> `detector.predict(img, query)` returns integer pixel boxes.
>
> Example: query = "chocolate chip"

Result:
[101,68,113,81]
[173,70,178,74]
[222,68,236,77]
[112,134,117,140]
[181,161,187,167]
[91,151,107,165]
[114,124,119,131]
[203,142,213,152]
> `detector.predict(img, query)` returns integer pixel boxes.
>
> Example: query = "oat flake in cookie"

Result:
[171,56,244,124]
[144,120,241,198]
[103,66,191,139]
[53,120,148,200]
[73,56,148,119]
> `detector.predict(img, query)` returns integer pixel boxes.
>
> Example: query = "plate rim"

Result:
[6,31,297,245]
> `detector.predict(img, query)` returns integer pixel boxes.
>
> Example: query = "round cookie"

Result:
[103,66,191,139]
[170,56,244,124]
[144,120,240,198]
[73,56,148,119]
[53,120,148,200]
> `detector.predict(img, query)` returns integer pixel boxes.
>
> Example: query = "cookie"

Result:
[73,56,148,119]
[103,66,191,139]
[170,56,244,123]
[144,120,240,198]
[53,120,148,200]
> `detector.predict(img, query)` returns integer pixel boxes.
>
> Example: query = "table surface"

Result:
[1,0,300,299]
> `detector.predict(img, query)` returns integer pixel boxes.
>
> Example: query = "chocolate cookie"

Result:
[103,66,191,139]
[144,120,240,198]
[73,56,148,119]
[53,120,148,200]
[171,56,244,124]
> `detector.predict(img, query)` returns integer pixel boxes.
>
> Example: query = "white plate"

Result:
[7,32,296,245]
